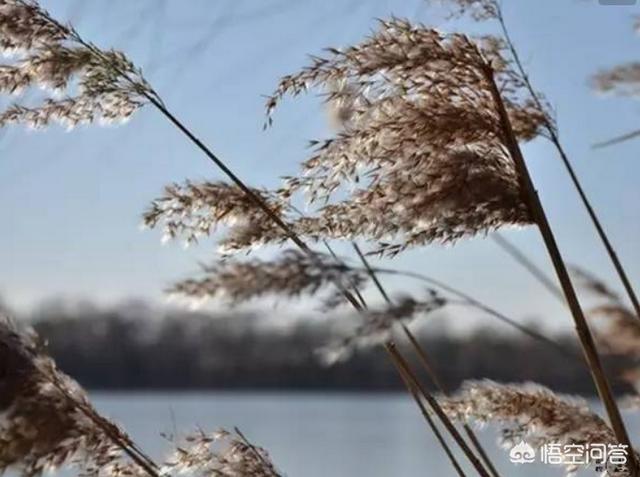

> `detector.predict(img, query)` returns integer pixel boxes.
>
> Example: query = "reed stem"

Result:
[51,379,162,477]
[492,233,564,302]
[389,345,468,477]
[371,266,580,362]
[495,6,640,322]
[43,23,472,474]
[352,243,501,477]
[400,328,501,477]
[142,90,499,477]
[482,58,638,475]
[386,343,491,477]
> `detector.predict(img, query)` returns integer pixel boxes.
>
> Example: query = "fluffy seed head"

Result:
[318,291,447,364]
[438,0,499,21]
[163,428,282,477]
[168,249,369,309]
[441,380,636,476]
[262,18,547,256]
[0,317,142,477]
[142,181,289,253]
[593,63,640,98]
[0,0,153,129]
[572,267,640,396]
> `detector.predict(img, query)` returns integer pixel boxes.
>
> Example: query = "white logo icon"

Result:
[510,441,536,464]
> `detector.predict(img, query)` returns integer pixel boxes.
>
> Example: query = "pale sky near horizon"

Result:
[0,0,638,333]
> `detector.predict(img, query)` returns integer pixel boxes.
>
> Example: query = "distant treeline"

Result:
[24,301,632,395]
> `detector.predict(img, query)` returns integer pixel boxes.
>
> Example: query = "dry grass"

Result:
[0,317,283,477]
[1,1,639,476]
[0,0,155,127]
[0,317,149,477]
[442,380,635,476]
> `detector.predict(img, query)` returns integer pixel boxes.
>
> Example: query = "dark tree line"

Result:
[23,301,632,395]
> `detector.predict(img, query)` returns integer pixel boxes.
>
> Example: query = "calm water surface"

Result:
[91,392,640,477]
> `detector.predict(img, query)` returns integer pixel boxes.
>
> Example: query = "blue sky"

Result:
[0,0,639,332]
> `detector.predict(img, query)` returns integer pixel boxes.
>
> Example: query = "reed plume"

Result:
[318,291,446,364]
[442,380,636,476]
[0,0,155,128]
[439,0,640,324]
[145,19,548,257]
[594,63,640,98]
[0,3,489,472]
[0,316,284,477]
[167,249,369,309]
[165,247,448,367]
[572,268,640,392]
[162,428,282,477]
[139,15,635,460]
[5,3,634,475]
[420,2,639,463]
[591,19,640,148]
[260,18,550,256]
[142,181,290,254]
[0,317,149,477]
[593,12,640,102]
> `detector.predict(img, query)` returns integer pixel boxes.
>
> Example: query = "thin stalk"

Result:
[492,233,564,302]
[370,266,581,362]
[388,344,468,477]
[59,9,635,471]
[51,379,162,477]
[400,329,501,477]
[323,240,368,309]
[144,79,491,477]
[233,427,279,476]
[319,240,479,474]
[144,94,366,311]
[593,128,640,149]
[481,58,638,474]
[38,15,467,473]
[386,343,491,477]
[131,96,484,477]
[35,8,363,314]
[495,6,640,322]
[384,343,479,473]
[25,6,478,477]
[352,243,501,477]
[352,243,390,303]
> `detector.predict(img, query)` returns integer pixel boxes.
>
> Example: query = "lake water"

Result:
[91,392,640,477]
